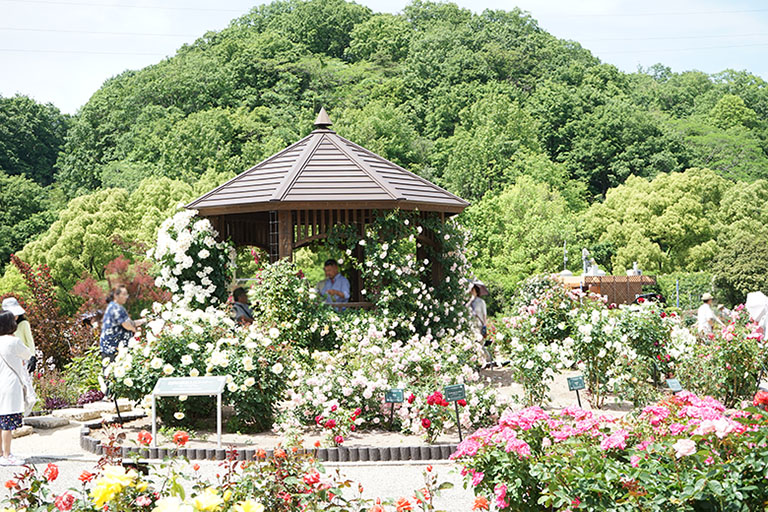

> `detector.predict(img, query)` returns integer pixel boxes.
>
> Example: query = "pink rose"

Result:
[630,455,641,467]
[672,439,697,458]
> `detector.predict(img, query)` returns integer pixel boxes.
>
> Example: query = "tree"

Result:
[581,168,730,274]
[345,13,410,63]
[461,177,576,305]
[17,178,194,290]
[713,222,768,306]
[0,172,59,265]
[0,95,69,185]
[708,94,758,130]
[437,92,541,201]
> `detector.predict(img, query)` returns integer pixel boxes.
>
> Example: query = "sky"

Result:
[2,0,768,114]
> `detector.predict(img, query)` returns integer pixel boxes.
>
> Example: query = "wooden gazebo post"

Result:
[186,108,469,304]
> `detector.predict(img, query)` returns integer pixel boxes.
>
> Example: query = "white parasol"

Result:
[745,291,768,324]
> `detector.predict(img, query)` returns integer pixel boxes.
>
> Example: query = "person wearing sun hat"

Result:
[697,292,723,336]
[1,298,35,373]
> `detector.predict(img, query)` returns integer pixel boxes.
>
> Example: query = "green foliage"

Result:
[713,223,768,306]
[656,272,714,310]
[582,168,730,274]
[16,178,193,290]
[63,346,103,394]
[463,177,575,305]
[0,172,60,265]
[0,95,69,185]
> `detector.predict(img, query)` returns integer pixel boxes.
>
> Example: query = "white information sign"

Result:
[150,376,227,448]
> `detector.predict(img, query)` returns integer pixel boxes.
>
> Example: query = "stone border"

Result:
[79,416,458,462]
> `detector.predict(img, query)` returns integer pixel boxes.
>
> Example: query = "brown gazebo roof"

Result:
[186,108,469,215]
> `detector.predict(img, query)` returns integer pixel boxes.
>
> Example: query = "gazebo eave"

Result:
[193,199,468,217]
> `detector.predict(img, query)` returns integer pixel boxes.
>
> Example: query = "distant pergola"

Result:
[187,108,469,303]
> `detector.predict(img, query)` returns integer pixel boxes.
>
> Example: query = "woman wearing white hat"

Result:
[697,293,723,336]
[1,298,35,373]
[0,310,32,465]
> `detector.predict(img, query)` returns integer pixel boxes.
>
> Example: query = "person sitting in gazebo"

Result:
[317,259,350,305]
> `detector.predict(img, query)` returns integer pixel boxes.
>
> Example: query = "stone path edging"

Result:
[79,415,459,462]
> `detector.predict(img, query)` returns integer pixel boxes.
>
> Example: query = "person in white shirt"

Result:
[697,293,723,335]
[0,311,32,466]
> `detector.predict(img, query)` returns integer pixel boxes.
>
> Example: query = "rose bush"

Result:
[148,209,234,309]
[279,312,505,444]
[452,392,768,511]
[676,304,768,407]
[2,439,452,512]
[109,303,290,431]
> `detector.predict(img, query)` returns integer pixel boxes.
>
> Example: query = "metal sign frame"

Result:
[150,376,227,449]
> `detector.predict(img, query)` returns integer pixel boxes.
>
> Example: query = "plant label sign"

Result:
[444,384,466,402]
[666,378,683,393]
[151,376,227,449]
[152,376,227,397]
[385,388,404,403]
[567,376,585,392]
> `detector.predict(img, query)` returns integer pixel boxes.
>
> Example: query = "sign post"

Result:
[444,384,466,442]
[151,376,227,449]
[567,376,586,408]
[666,378,683,394]
[384,388,404,430]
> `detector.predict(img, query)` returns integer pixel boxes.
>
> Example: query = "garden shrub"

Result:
[279,311,504,444]
[247,258,339,351]
[675,305,767,407]
[63,345,103,394]
[453,392,768,511]
[148,209,234,309]
[2,255,96,367]
[109,305,290,431]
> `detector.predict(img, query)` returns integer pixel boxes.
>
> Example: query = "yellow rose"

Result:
[223,490,233,502]
[191,488,224,511]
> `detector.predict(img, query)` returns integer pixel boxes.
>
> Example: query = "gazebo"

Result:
[186,108,469,304]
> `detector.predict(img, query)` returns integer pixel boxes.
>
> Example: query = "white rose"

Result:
[174,412,185,420]
[524,360,535,370]
[124,378,133,387]
[269,327,280,339]
[163,364,175,375]
[272,362,284,375]
[244,377,256,387]
[189,368,200,377]
[150,358,163,369]
[181,355,193,366]
[227,383,238,393]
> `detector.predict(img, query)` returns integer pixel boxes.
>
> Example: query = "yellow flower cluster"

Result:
[151,487,264,512]
[90,466,139,507]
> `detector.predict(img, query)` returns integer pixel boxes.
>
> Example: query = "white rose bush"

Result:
[494,276,696,408]
[148,209,234,309]
[109,303,291,431]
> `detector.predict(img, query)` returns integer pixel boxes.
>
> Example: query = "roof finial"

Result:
[314,107,332,129]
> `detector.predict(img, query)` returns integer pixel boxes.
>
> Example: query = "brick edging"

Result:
[79,417,458,462]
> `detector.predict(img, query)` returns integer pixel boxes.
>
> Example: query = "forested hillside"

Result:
[2,0,768,308]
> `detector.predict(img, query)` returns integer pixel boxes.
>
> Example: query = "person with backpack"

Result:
[0,310,32,466]
[1,297,36,373]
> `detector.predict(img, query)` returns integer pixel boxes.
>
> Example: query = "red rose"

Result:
[334,435,344,445]
[457,399,467,407]
[407,394,415,404]
[137,430,152,446]
[754,391,768,407]
[421,418,431,429]
[44,463,59,482]
[78,471,95,483]
[172,431,189,447]
[315,415,323,425]
[4,480,18,489]
[54,492,75,511]
[350,424,356,431]
[303,470,321,486]
[324,419,336,429]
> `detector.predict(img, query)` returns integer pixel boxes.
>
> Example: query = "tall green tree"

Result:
[0,95,69,185]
